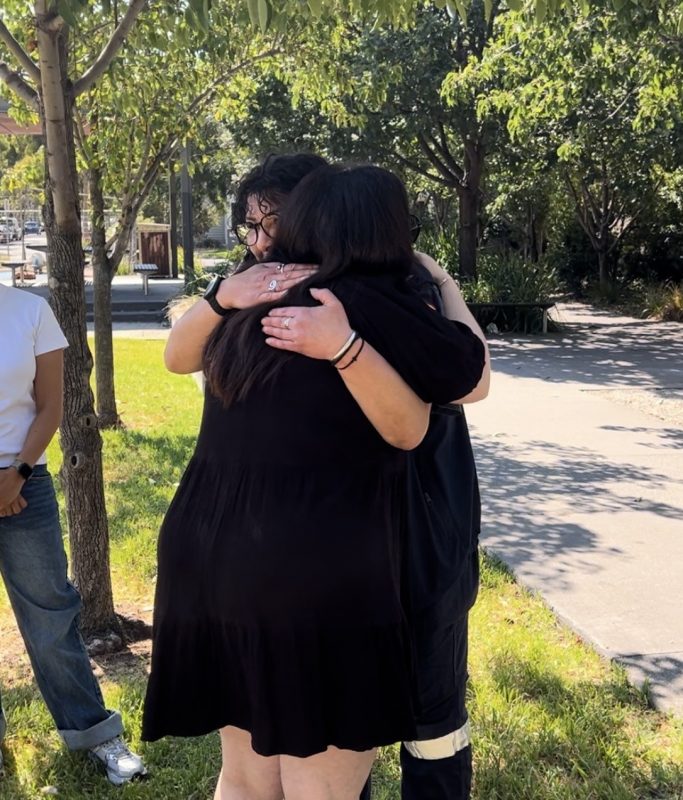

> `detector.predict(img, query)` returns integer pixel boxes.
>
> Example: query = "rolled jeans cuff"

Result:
[59,710,123,751]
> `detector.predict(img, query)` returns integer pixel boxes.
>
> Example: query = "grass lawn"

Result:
[1,338,682,798]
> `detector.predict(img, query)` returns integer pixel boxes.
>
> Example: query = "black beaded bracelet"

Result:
[336,338,365,371]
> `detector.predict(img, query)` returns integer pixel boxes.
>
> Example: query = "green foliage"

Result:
[183,244,246,294]
[417,228,460,273]
[0,146,44,198]
[642,281,683,321]
[460,252,562,303]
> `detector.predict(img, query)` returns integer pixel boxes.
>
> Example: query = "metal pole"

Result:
[181,143,195,289]
[169,163,179,279]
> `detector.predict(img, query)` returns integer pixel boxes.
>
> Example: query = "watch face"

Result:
[12,461,33,480]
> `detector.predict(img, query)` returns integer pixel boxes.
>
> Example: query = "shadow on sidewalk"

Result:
[488,319,683,390]
[472,436,681,592]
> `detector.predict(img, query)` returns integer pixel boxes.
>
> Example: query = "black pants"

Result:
[360,613,472,800]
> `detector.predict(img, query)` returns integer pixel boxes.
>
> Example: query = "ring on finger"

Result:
[283,316,292,329]
[277,262,286,273]
[268,279,278,292]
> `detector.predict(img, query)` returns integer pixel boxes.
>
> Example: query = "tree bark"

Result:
[597,249,610,292]
[457,183,479,280]
[456,138,484,280]
[91,167,121,429]
[37,6,119,635]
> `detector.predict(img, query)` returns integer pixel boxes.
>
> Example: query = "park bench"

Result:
[133,263,159,295]
[467,301,556,334]
[0,259,33,287]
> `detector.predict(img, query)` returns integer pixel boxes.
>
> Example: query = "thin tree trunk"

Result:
[46,223,119,634]
[91,167,121,429]
[37,7,119,636]
[598,249,610,292]
[458,184,479,280]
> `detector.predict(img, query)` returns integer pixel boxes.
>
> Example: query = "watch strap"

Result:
[10,459,33,481]
[204,277,231,316]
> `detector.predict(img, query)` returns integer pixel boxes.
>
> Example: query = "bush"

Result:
[416,228,459,273]
[460,252,562,304]
[182,244,247,295]
[642,281,683,321]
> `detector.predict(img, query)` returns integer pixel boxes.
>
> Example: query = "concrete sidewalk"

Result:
[466,302,683,715]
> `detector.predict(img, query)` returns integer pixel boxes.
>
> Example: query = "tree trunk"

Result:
[46,226,119,635]
[457,184,479,280]
[37,7,119,636]
[598,249,610,293]
[457,140,484,280]
[90,168,121,429]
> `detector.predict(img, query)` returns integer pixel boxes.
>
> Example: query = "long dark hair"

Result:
[205,164,416,405]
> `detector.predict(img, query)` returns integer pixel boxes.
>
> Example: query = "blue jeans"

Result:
[0,465,123,750]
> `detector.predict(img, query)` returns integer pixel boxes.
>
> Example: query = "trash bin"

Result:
[136,223,172,277]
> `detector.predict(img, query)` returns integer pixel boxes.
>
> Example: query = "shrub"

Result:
[460,253,562,304]
[416,228,459,273]
[182,244,247,295]
[642,281,683,321]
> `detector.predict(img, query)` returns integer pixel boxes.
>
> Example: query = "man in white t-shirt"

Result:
[0,284,146,785]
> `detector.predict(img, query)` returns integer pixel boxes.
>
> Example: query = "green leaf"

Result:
[506,0,523,10]
[258,0,269,32]
[308,0,323,17]
[484,0,493,19]
[247,0,260,27]
[190,0,211,34]
[447,0,468,22]
[535,0,547,21]
[56,0,81,27]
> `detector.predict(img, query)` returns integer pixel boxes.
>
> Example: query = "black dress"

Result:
[142,271,485,757]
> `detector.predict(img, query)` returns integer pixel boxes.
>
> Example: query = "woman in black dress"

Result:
[142,164,485,799]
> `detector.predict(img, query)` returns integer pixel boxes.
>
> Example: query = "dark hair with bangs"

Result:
[206,164,416,406]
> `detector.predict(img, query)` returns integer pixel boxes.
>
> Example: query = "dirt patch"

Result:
[590,387,683,428]
[0,605,153,687]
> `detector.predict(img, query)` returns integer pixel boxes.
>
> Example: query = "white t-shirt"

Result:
[0,285,68,467]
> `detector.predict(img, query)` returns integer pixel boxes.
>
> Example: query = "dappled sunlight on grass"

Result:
[463,556,683,799]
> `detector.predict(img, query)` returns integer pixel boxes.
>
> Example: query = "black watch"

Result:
[10,459,33,481]
[203,276,231,316]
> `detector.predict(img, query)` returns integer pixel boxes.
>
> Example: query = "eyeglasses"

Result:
[233,210,420,246]
[233,213,279,246]
[410,214,422,245]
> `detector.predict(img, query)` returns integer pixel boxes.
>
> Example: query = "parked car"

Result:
[24,220,41,235]
[0,217,21,242]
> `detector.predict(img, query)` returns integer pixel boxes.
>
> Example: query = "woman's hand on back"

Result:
[262,288,353,360]
[218,262,317,310]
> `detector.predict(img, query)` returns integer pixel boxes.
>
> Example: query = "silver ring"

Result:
[277,262,286,273]
[268,279,278,292]
[283,317,291,329]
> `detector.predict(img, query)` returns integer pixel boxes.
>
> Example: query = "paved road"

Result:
[466,302,683,715]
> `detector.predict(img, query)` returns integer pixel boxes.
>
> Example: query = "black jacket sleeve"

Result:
[332,275,485,405]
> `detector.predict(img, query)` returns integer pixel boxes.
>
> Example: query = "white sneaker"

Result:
[88,736,147,786]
